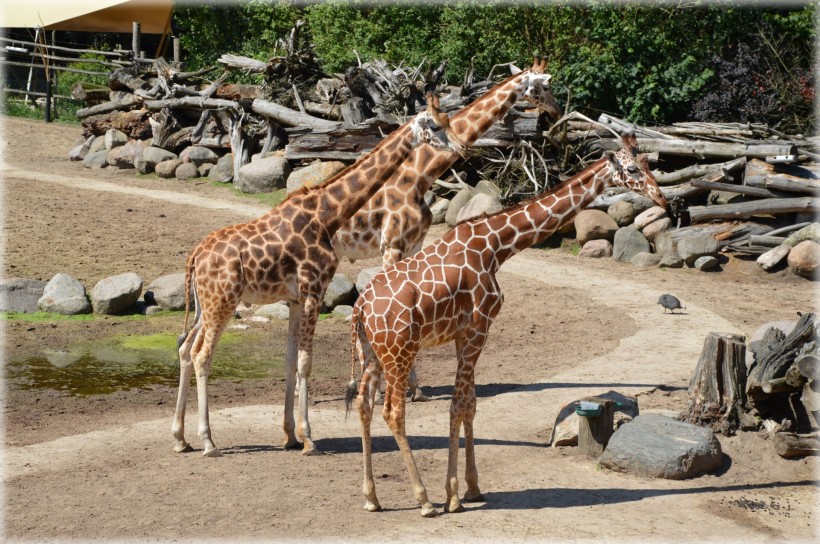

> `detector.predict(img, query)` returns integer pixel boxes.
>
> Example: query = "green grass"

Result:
[1,311,96,322]
[216,182,288,208]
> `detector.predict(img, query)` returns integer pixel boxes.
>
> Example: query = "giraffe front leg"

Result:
[282,302,301,449]
[462,395,484,502]
[296,296,321,455]
[171,326,198,453]
[444,399,465,513]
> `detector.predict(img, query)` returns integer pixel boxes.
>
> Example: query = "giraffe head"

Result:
[417,92,469,159]
[520,55,562,119]
[604,131,668,208]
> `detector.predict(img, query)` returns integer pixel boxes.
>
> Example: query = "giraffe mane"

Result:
[449,69,532,123]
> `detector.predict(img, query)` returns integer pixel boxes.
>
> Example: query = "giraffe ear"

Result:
[510,64,522,75]
[603,150,617,163]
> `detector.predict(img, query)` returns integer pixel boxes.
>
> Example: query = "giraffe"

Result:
[333,56,562,401]
[172,97,466,457]
[347,132,667,516]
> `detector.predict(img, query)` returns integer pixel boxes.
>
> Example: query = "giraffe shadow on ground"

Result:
[317,434,543,455]
[420,381,687,400]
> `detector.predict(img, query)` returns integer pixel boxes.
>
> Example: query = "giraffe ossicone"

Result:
[347,131,666,515]
[171,97,464,458]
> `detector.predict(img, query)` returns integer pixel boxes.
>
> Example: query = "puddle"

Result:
[7,332,284,396]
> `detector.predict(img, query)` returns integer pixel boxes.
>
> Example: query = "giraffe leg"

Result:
[171,323,199,453]
[408,366,429,402]
[296,296,321,455]
[191,326,223,457]
[282,302,301,449]
[462,393,484,502]
[356,324,382,511]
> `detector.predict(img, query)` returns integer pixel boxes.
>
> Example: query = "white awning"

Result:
[1,1,173,34]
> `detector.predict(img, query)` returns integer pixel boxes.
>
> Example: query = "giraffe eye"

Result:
[627,165,639,174]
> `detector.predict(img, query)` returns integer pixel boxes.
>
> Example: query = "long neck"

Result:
[483,158,613,268]
[313,124,415,234]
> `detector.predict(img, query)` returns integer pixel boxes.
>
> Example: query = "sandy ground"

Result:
[1,116,817,542]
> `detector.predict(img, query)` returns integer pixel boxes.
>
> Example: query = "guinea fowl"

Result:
[658,294,685,313]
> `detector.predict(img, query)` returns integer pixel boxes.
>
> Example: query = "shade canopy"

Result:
[2,1,173,34]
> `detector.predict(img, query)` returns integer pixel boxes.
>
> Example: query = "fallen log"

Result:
[75,95,142,119]
[749,235,787,247]
[690,179,780,199]
[252,98,341,132]
[744,159,820,194]
[688,197,819,223]
[81,108,152,139]
[636,138,797,160]
[143,96,239,112]
[773,431,820,458]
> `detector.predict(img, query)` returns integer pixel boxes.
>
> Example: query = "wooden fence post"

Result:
[132,22,141,59]
[577,397,615,458]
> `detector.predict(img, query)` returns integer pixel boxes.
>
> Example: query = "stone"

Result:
[237,156,291,193]
[199,163,214,177]
[445,187,475,227]
[455,193,503,223]
[82,150,109,169]
[68,136,95,161]
[598,414,723,479]
[574,210,619,245]
[474,179,501,199]
[677,234,720,266]
[642,217,672,243]
[256,301,290,320]
[89,135,108,154]
[548,391,639,447]
[356,266,381,293]
[286,160,344,193]
[37,273,91,315]
[784,222,820,246]
[142,147,178,168]
[578,239,613,258]
[113,139,143,169]
[91,272,143,315]
[631,252,661,267]
[133,155,152,174]
[630,195,656,215]
[607,200,636,227]
[155,159,183,179]
[613,226,651,263]
[144,273,187,311]
[658,251,684,269]
[0,278,47,313]
[653,231,676,257]
[175,162,200,180]
[208,154,235,183]
[633,206,667,230]
[694,255,720,271]
[323,273,356,310]
[429,198,450,225]
[180,145,219,166]
[787,240,820,280]
[332,305,354,320]
[104,128,128,149]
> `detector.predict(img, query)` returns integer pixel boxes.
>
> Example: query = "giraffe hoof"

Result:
[444,501,465,513]
[463,492,485,503]
[282,437,301,450]
[203,447,223,458]
[363,500,381,512]
[420,504,439,518]
[411,392,430,402]
[301,446,322,456]
[173,443,194,453]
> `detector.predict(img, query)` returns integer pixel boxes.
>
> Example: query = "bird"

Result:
[658,294,685,314]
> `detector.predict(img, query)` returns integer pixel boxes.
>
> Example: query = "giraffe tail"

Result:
[178,250,197,348]
[345,301,365,419]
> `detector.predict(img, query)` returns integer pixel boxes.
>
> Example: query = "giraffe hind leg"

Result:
[172,282,203,454]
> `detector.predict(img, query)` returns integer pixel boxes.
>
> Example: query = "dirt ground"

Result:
[1,116,817,542]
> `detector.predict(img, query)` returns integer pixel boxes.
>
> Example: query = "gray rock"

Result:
[356,266,382,293]
[238,156,291,193]
[787,240,819,280]
[445,187,475,227]
[631,252,661,267]
[598,414,723,479]
[37,273,91,315]
[677,234,720,266]
[175,162,200,180]
[82,150,109,169]
[256,301,290,320]
[133,154,153,174]
[455,193,503,223]
[113,140,143,168]
[0,278,47,313]
[613,226,651,263]
[784,222,820,246]
[642,217,672,243]
[578,239,613,258]
[91,272,144,315]
[607,200,636,227]
[104,128,128,150]
[548,391,639,447]
[180,145,219,166]
[332,305,354,320]
[89,135,108,154]
[653,232,676,257]
[142,147,178,168]
[574,209,618,245]
[633,206,668,230]
[199,163,214,177]
[155,159,182,179]
[286,159,344,193]
[630,195,656,215]
[323,273,356,310]
[694,255,720,271]
[144,273,187,311]
[474,179,501,199]
[658,251,684,269]
[429,198,450,225]
[208,154,235,183]
[68,136,95,161]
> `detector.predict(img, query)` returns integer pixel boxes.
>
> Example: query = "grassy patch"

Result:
[214,182,288,208]
[1,311,95,322]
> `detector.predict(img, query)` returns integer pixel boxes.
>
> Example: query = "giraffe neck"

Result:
[310,124,416,235]
[480,159,614,268]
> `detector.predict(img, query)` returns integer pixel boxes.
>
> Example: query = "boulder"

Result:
[237,156,291,193]
[286,160,344,193]
[332,305,354,320]
[199,163,214,177]
[91,272,143,315]
[89,135,108,154]
[155,159,182,178]
[37,273,92,315]
[548,391,639,447]
[356,266,382,293]
[142,147,178,169]
[133,155,152,174]
[574,210,618,245]
[256,301,290,320]
[208,154,235,183]
[612,226,650,263]
[607,200,636,227]
[787,240,820,280]
[429,198,450,225]
[445,187,475,227]
[630,195,656,215]
[694,255,720,271]
[578,239,613,259]
[630,252,661,267]
[784,222,820,246]
[642,217,672,243]
[653,231,676,257]
[633,206,668,230]
[104,128,128,149]
[598,414,723,479]
[455,193,503,223]
[323,273,356,310]
[144,273,187,311]
[0,278,47,313]
[658,250,684,269]
[82,150,109,169]
[68,136,95,161]
[175,162,200,180]
[180,145,219,166]
[473,179,501,199]
[677,234,720,266]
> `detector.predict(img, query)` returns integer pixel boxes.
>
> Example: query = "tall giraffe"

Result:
[172,98,466,457]
[347,132,667,515]
[334,56,561,401]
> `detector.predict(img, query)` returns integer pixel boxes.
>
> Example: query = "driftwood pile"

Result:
[685,314,819,458]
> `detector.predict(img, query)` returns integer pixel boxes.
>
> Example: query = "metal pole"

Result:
[25,26,41,105]
[132,22,141,60]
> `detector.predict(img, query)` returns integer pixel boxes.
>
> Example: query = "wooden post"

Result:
[132,22,141,60]
[577,397,615,458]
[173,37,180,67]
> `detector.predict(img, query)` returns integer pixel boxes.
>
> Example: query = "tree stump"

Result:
[577,397,615,458]
[685,332,747,435]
